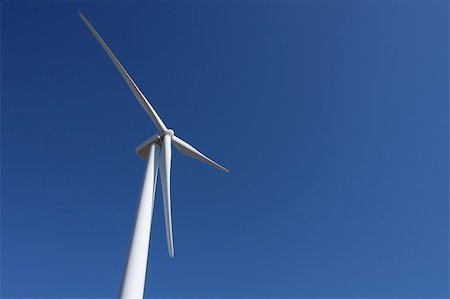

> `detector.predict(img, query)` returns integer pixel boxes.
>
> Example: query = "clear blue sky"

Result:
[2,1,448,298]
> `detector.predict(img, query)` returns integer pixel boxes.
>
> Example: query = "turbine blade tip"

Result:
[218,165,230,173]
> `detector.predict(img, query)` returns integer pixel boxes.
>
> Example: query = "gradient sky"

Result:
[2,1,449,298]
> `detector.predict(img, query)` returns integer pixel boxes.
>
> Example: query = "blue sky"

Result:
[2,1,448,298]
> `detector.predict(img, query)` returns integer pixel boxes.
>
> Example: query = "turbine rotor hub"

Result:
[160,129,175,138]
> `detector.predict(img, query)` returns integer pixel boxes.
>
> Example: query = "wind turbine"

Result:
[79,12,229,299]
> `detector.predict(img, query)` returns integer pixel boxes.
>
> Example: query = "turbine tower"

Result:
[79,13,228,299]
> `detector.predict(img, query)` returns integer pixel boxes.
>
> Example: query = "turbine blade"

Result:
[159,135,174,257]
[79,12,167,133]
[171,135,229,173]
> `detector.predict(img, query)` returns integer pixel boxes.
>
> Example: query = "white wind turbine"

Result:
[79,13,229,299]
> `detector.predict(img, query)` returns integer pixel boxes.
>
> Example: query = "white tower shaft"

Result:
[120,143,159,299]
